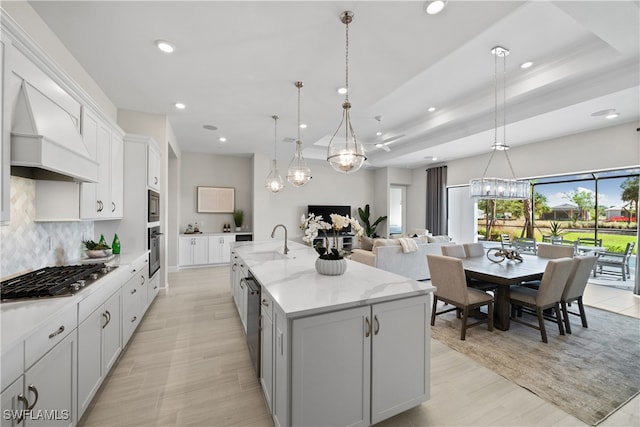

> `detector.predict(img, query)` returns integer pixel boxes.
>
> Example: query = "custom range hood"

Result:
[11,82,98,182]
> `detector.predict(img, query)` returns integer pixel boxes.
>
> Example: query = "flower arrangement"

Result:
[300,213,364,260]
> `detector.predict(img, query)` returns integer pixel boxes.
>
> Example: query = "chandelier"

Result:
[469,46,530,200]
[327,11,366,174]
[265,115,284,193]
[287,81,312,186]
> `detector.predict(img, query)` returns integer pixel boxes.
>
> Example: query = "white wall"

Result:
[407,168,427,233]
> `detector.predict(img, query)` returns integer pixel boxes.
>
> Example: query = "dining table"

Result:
[461,254,550,330]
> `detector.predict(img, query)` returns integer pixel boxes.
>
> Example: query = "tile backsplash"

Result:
[0,176,93,278]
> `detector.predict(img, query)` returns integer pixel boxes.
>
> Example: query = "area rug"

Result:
[431,305,640,425]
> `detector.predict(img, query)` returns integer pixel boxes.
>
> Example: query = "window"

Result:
[389,185,406,235]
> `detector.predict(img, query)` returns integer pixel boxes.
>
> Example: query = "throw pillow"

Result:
[360,236,374,251]
[427,235,451,243]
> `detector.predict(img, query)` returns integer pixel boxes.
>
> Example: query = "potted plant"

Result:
[300,213,363,275]
[233,210,244,231]
[357,204,387,237]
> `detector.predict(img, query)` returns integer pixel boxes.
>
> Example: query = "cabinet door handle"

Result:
[131,316,137,323]
[232,264,237,271]
[102,312,109,328]
[140,275,145,286]
[48,325,65,339]
[131,288,137,294]
[261,298,269,307]
[374,315,380,335]
[112,202,116,212]
[154,285,158,290]
[365,317,371,338]
[26,385,39,410]
[17,393,28,424]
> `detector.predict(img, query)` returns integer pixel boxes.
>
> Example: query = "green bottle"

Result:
[112,234,121,254]
[98,234,107,247]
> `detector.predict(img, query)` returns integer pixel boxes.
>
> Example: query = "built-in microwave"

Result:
[148,190,160,222]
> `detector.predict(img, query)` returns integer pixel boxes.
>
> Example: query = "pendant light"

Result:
[287,81,312,187]
[469,46,530,200]
[327,11,366,174]
[265,115,284,193]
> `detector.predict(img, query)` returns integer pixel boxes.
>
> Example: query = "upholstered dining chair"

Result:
[509,257,574,343]
[442,244,497,292]
[561,255,598,334]
[463,242,485,258]
[537,243,575,259]
[427,254,494,340]
[441,244,467,258]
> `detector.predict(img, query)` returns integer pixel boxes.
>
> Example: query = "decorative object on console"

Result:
[83,238,112,258]
[233,210,244,231]
[287,81,312,187]
[265,114,285,192]
[487,247,523,263]
[327,11,366,174]
[111,233,120,255]
[357,204,387,237]
[301,213,363,276]
[469,46,530,200]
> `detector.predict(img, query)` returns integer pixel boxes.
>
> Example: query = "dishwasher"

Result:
[242,273,261,376]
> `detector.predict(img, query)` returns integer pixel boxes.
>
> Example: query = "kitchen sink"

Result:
[249,251,293,261]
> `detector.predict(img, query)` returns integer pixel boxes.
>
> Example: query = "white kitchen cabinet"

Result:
[147,142,161,191]
[77,290,121,418]
[178,236,208,267]
[208,235,234,264]
[0,39,9,224]
[1,377,25,427]
[274,294,430,427]
[260,292,274,413]
[122,272,143,346]
[80,108,124,220]
[24,330,76,426]
[147,272,160,307]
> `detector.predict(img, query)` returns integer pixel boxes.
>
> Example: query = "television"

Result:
[307,205,352,234]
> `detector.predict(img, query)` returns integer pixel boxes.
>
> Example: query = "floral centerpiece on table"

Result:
[300,213,364,260]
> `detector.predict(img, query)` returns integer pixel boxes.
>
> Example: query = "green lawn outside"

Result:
[561,232,636,254]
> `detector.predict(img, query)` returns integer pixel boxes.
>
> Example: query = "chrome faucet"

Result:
[271,224,289,254]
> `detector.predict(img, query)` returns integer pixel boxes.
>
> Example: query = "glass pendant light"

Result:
[265,115,284,193]
[287,81,312,187]
[469,46,530,200]
[327,11,366,174]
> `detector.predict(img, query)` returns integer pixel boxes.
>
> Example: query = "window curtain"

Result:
[426,166,447,235]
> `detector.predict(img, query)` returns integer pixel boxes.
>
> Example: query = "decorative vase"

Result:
[236,226,242,232]
[315,258,347,276]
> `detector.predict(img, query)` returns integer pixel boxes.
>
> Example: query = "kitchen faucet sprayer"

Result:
[271,224,289,254]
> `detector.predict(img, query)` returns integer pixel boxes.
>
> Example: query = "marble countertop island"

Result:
[233,240,435,318]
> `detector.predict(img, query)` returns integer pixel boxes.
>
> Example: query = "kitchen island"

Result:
[232,240,435,427]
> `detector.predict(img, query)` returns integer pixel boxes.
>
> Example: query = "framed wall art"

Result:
[197,186,235,213]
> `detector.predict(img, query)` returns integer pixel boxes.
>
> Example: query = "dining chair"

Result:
[594,241,635,281]
[509,257,574,343]
[514,237,537,254]
[427,254,494,340]
[441,244,467,259]
[463,242,485,258]
[561,255,597,334]
[500,234,513,250]
[521,244,574,290]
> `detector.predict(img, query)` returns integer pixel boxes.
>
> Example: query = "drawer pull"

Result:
[17,394,28,424]
[374,315,380,335]
[365,317,371,338]
[48,325,65,339]
[131,316,137,323]
[261,299,269,307]
[27,385,39,410]
[102,310,111,328]
[131,288,137,294]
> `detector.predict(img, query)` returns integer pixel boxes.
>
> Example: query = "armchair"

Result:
[594,242,635,281]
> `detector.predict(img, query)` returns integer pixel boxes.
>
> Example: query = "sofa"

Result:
[350,235,453,280]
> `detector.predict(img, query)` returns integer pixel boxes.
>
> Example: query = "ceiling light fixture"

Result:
[337,87,348,95]
[203,125,218,131]
[520,61,533,69]
[469,46,530,200]
[427,107,436,112]
[425,0,447,15]
[218,137,227,143]
[266,115,284,193]
[174,102,186,109]
[155,40,174,53]
[327,11,366,174]
[287,81,312,187]
[375,115,383,136]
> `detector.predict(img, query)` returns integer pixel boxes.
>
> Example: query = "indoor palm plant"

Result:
[357,204,387,237]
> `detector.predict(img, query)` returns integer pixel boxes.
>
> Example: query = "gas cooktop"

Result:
[1,263,117,302]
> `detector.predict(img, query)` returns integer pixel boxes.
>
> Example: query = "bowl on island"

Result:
[86,249,112,258]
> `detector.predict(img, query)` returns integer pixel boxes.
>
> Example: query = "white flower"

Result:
[330,214,349,231]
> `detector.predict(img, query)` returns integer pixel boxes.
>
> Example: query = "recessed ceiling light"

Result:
[174,102,186,109]
[203,125,218,131]
[299,123,307,129]
[155,40,175,53]
[375,143,384,148]
[520,61,533,69]
[427,107,436,112]
[337,87,348,95]
[605,112,620,119]
[376,131,382,136]
[218,137,227,142]
[425,0,447,15]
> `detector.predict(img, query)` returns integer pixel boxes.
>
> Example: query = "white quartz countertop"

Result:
[233,240,435,319]
[1,251,149,353]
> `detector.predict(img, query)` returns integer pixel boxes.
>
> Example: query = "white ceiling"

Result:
[27,1,640,169]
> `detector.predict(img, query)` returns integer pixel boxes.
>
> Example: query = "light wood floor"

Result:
[80,266,640,427]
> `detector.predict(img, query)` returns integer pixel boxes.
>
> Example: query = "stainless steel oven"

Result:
[148,190,160,222]
[149,226,161,277]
